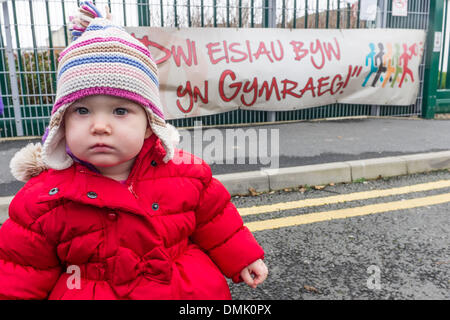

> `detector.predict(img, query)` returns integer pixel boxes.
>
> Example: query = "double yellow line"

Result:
[239,180,450,232]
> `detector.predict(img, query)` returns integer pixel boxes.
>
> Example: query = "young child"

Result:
[0,1,267,300]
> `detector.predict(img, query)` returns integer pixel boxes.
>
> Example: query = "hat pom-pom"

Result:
[69,1,108,41]
[10,143,48,182]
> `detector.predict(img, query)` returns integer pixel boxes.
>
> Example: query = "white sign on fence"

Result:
[433,31,442,52]
[392,0,408,17]
[359,0,378,21]
[126,27,426,120]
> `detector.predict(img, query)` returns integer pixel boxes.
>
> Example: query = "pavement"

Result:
[1,115,450,223]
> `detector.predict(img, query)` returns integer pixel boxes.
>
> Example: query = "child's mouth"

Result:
[90,143,114,152]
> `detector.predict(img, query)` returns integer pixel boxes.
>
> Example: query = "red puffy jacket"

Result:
[0,134,264,299]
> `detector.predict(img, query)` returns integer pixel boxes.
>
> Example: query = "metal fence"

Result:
[0,0,431,138]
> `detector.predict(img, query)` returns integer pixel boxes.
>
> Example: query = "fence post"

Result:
[2,0,23,136]
[422,0,443,119]
[138,0,150,26]
[265,0,276,122]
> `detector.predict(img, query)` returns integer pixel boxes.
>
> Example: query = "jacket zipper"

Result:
[128,183,139,199]
[125,137,159,199]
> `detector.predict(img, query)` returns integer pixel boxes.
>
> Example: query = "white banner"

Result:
[126,27,426,120]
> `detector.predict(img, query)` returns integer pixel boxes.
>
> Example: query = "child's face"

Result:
[64,95,152,171]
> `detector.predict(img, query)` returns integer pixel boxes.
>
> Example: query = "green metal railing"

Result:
[0,0,434,138]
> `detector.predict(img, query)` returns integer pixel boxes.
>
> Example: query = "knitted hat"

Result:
[9,1,179,182]
[41,1,178,171]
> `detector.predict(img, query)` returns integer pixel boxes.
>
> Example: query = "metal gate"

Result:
[0,0,433,138]
[423,0,450,118]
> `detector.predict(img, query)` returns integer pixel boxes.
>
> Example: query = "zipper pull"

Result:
[128,183,139,199]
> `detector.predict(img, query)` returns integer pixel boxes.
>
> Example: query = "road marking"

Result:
[238,180,450,216]
[245,192,450,232]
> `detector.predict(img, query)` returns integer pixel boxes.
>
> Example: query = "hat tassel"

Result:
[69,1,112,41]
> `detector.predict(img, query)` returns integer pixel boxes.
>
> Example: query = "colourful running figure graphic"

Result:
[398,43,417,88]
[363,41,420,89]
[372,42,387,87]
[382,43,396,88]
[390,43,403,88]
[362,43,377,87]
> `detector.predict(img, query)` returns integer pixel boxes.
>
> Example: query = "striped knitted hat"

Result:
[41,1,178,171]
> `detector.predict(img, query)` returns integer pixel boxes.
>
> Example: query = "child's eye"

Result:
[75,107,89,115]
[114,108,128,115]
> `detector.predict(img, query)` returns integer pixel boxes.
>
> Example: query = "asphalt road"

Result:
[228,170,450,300]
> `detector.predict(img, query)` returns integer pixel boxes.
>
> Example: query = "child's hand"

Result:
[240,259,268,289]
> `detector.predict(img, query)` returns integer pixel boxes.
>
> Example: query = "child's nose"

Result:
[91,119,112,135]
